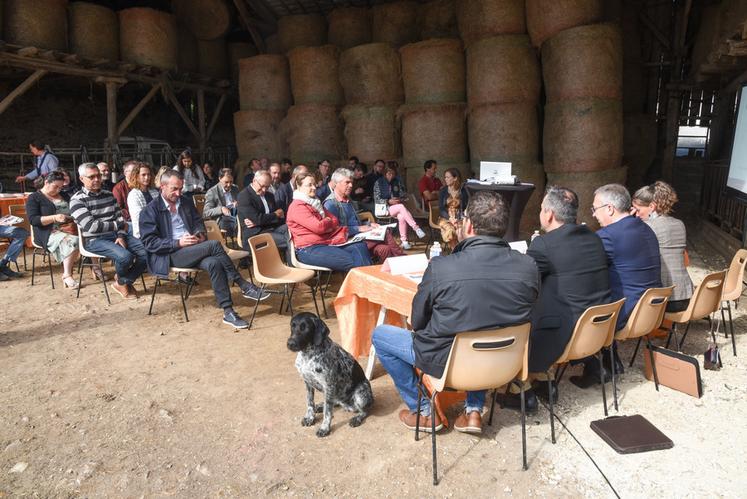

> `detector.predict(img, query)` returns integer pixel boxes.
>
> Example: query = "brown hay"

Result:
[400,102,468,170]
[278,14,327,53]
[526,0,602,47]
[341,105,400,165]
[197,38,228,79]
[281,104,345,166]
[542,23,622,102]
[238,55,291,111]
[456,0,526,48]
[177,23,199,72]
[543,98,623,173]
[288,45,344,106]
[468,102,539,166]
[418,0,458,40]
[400,39,465,104]
[327,7,371,50]
[466,35,540,107]
[171,0,230,41]
[68,2,118,61]
[234,110,287,161]
[119,7,177,70]
[227,42,258,82]
[339,43,404,106]
[4,0,68,51]
[545,167,627,226]
[372,1,419,47]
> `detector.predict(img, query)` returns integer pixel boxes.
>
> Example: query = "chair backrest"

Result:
[429,204,440,230]
[76,224,100,258]
[432,324,531,393]
[203,219,223,242]
[235,214,245,249]
[683,270,727,322]
[248,233,285,281]
[556,299,625,364]
[29,225,44,249]
[617,287,674,341]
[287,235,301,267]
[358,211,375,225]
[723,249,747,300]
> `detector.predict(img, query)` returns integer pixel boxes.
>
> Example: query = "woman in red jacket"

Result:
[287,173,372,272]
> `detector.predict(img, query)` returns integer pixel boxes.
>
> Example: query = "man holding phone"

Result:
[139,169,269,329]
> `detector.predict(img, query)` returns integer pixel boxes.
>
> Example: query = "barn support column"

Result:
[0,70,47,116]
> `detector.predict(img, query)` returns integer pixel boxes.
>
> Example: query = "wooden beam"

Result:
[104,80,119,156]
[246,0,278,25]
[198,89,207,158]
[206,93,227,141]
[0,69,47,115]
[639,11,671,50]
[117,83,162,137]
[162,79,200,139]
[232,0,267,52]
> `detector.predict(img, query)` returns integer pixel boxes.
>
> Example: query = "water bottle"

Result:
[430,241,442,259]
[531,230,541,242]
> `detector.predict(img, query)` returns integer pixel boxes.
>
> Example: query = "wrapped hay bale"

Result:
[456,0,526,47]
[526,0,602,47]
[288,45,343,106]
[234,110,287,160]
[68,1,119,61]
[339,43,404,106]
[417,0,458,40]
[239,55,291,111]
[265,33,283,54]
[542,23,622,102]
[468,102,539,167]
[466,35,540,107]
[198,38,228,79]
[171,0,231,40]
[119,7,177,70]
[543,98,623,173]
[4,0,68,51]
[400,39,465,104]
[282,104,345,166]
[177,23,199,72]
[227,41,258,81]
[341,105,400,164]
[546,167,627,226]
[278,14,327,52]
[327,7,371,49]
[372,1,419,47]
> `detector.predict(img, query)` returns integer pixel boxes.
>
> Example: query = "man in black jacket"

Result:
[371,191,539,434]
[237,170,288,251]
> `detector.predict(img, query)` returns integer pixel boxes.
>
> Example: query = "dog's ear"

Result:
[312,316,330,346]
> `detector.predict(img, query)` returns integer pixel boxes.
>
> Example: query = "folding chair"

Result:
[287,236,331,318]
[721,249,747,355]
[29,226,55,288]
[148,267,201,322]
[76,228,112,304]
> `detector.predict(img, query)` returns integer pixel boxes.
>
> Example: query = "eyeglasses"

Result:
[83,174,102,179]
[590,204,609,215]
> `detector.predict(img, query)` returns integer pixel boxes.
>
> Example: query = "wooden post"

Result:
[96,77,127,163]
[198,89,206,161]
[117,83,161,137]
[0,70,47,116]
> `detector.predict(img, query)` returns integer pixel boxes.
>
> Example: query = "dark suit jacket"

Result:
[139,195,206,278]
[526,223,611,372]
[597,215,662,329]
[25,191,71,249]
[236,186,283,239]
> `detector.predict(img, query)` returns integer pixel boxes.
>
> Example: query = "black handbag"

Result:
[704,314,723,371]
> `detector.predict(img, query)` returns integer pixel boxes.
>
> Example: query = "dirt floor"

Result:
[1,239,746,498]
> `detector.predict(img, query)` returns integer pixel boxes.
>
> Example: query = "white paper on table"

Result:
[509,240,528,254]
[381,253,429,275]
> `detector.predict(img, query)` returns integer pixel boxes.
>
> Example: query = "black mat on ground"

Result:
[590,415,674,454]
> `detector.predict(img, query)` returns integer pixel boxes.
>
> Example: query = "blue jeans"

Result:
[296,241,371,272]
[372,325,486,416]
[0,225,29,263]
[85,229,147,285]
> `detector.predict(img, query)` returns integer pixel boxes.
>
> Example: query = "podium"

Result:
[464,183,536,242]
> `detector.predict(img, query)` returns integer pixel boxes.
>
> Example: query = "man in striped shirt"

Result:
[70,162,147,300]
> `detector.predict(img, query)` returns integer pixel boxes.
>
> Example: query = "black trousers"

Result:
[169,240,241,309]
[218,215,237,237]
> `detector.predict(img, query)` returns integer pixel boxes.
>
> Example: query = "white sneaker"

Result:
[415,228,426,239]
[401,241,412,250]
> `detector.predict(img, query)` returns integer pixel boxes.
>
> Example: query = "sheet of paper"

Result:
[509,240,528,254]
[381,253,429,275]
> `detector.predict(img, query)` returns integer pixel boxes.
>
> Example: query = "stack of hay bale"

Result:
[68,1,119,61]
[529,0,624,225]
[119,7,177,70]
[3,0,68,51]
[461,0,544,235]
[172,0,231,78]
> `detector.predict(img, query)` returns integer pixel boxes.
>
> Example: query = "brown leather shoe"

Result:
[399,408,443,433]
[454,410,483,434]
[126,284,140,299]
[110,282,134,300]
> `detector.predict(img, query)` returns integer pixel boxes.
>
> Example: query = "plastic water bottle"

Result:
[430,241,442,259]
[531,230,541,242]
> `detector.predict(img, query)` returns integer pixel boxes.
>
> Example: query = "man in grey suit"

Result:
[203,168,239,237]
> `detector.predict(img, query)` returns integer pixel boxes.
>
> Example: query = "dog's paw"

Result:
[314,404,324,413]
[316,426,331,438]
[301,416,316,427]
[349,416,364,427]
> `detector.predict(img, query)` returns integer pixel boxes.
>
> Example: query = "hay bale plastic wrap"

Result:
[339,43,404,105]
[234,110,287,160]
[227,41,258,81]
[341,105,400,164]
[278,14,326,52]
[417,0,458,39]
[288,45,343,106]
[456,0,525,47]
[327,7,371,49]
[468,102,539,167]
[239,55,291,111]
[526,0,602,47]
[68,1,118,61]
[543,98,623,173]
[282,104,345,166]
[4,0,68,50]
[198,38,228,79]
[546,167,627,226]
[542,23,622,102]
[372,1,419,47]
[171,0,230,40]
[400,39,465,104]
[466,35,540,107]
[177,23,199,72]
[119,8,177,70]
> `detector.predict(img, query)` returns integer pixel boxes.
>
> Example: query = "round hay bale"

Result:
[418,0,458,40]
[282,104,345,166]
[372,1,419,47]
[265,33,283,54]
[466,35,540,107]
[227,41,258,81]
[400,102,468,175]
[468,102,539,166]
[543,98,623,173]
[119,8,177,70]
[400,38,465,104]
[177,22,199,72]
[542,23,622,102]
[197,38,228,79]
[456,0,525,47]
[545,167,627,226]
[68,2,118,61]
[171,0,230,41]
[526,0,602,47]
[341,105,400,164]
[238,54,291,111]
[288,45,343,106]
[234,110,287,160]
[327,7,371,49]
[4,0,68,51]
[278,14,327,53]
[339,43,404,106]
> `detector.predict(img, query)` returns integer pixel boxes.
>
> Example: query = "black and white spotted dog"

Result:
[287,312,374,437]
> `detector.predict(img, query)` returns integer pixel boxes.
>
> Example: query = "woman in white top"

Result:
[173,150,205,197]
[127,163,159,238]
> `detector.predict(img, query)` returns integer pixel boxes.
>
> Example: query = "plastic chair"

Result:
[193,194,206,219]
[358,211,375,225]
[204,219,249,263]
[76,228,112,304]
[148,267,201,322]
[287,236,331,318]
[247,233,316,328]
[425,204,441,253]
[8,204,29,270]
[664,270,727,352]
[721,249,747,355]
[29,225,55,288]
[417,324,532,485]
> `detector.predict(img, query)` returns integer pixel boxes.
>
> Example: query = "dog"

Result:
[287,312,374,437]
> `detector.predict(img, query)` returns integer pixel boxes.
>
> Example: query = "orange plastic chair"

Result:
[721,249,747,355]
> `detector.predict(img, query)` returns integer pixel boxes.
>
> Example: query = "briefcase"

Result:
[643,345,702,398]
[591,415,674,454]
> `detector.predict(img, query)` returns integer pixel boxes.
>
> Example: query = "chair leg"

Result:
[415,379,423,442]
[101,269,111,305]
[520,382,527,471]
[76,257,84,299]
[728,301,736,356]
[599,351,608,417]
[177,279,189,322]
[488,389,497,426]
[248,284,265,329]
[609,347,618,412]
[278,285,286,314]
[320,272,329,319]
[678,322,691,351]
[47,252,55,289]
[31,250,36,286]
[141,274,147,293]
[647,339,660,391]
[430,390,438,486]
[21,246,27,271]
[310,280,321,318]
[547,370,556,445]
[629,337,642,367]
[148,278,160,315]
[286,284,294,316]
[712,312,720,343]
[665,323,677,349]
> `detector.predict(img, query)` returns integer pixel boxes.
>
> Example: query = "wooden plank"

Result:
[163,80,200,139]
[206,94,227,141]
[117,83,162,137]
[232,0,267,52]
[17,47,39,57]
[0,69,48,116]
